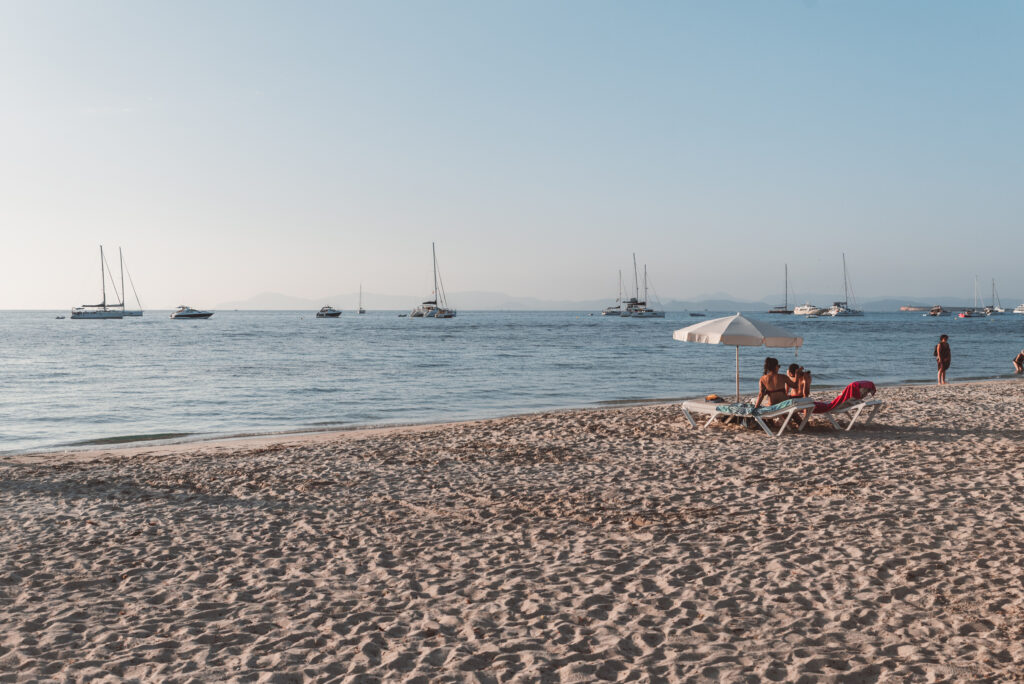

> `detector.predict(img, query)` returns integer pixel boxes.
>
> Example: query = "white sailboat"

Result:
[622,255,664,318]
[767,264,792,314]
[358,284,366,314]
[984,279,1005,315]
[826,254,863,317]
[410,243,456,318]
[958,277,985,318]
[601,271,623,316]
[119,248,144,316]
[71,246,124,319]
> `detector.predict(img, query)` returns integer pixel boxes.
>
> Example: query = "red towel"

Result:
[813,381,876,413]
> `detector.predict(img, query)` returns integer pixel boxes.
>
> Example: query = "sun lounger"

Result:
[816,398,884,431]
[680,398,817,437]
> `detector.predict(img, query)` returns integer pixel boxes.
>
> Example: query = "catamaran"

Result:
[767,264,793,314]
[601,271,623,316]
[71,246,124,319]
[410,243,456,318]
[826,254,863,316]
[622,254,664,318]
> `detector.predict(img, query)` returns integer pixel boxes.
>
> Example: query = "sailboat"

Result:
[410,243,456,318]
[358,284,366,314]
[601,271,623,316]
[119,248,144,316]
[71,246,124,319]
[984,279,1005,315]
[768,264,793,314]
[958,277,985,318]
[826,254,863,316]
[622,255,664,318]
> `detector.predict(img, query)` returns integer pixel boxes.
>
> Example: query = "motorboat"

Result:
[767,264,793,314]
[621,255,665,318]
[71,245,124,319]
[1015,303,1024,314]
[411,243,456,318]
[170,306,213,319]
[316,306,342,318]
[793,303,823,316]
[688,312,706,317]
[927,305,945,317]
[825,253,863,316]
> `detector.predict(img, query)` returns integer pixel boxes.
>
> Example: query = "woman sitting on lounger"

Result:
[755,357,798,409]
[787,364,812,398]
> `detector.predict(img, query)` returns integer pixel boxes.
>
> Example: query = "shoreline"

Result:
[8,375,1021,466]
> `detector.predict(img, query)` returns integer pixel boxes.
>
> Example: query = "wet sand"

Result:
[2,380,1023,681]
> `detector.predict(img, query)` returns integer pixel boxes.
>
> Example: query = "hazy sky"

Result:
[2,1,1022,309]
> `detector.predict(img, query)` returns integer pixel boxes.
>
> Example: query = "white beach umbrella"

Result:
[672,313,803,401]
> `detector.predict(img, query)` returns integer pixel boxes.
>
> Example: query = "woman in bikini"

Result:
[755,357,798,409]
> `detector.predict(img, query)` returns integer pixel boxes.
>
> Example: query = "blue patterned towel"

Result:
[716,399,796,416]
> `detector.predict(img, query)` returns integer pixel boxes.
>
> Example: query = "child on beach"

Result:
[1014,350,1024,374]
[935,335,951,385]
[786,364,812,398]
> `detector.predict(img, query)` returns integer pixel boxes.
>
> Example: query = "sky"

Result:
[2,1,1023,309]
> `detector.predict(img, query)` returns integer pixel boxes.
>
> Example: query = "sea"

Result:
[2,310,1022,454]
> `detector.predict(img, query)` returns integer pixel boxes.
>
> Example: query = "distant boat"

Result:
[170,306,213,319]
[958,277,985,318]
[600,270,623,316]
[1014,303,1024,314]
[358,284,366,314]
[794,303,823,316]
[767,264,793,314]
[984,279,1005,315]
[71,246,124,319]
[688,312,706,317]
[119,249,144,316]
[621,254,664,318]
[316,305,342,318]
[411,243,456,318]
[826,254,863,316]
[926,305,945,317]
[55,315,65,319]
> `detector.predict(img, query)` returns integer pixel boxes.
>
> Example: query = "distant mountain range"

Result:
[215,291,1016,312]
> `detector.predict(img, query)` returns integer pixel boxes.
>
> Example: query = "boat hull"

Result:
[171,312,213,319]
[71,309,123,319]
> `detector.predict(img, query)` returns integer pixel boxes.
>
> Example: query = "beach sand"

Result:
[2,381,1024,681]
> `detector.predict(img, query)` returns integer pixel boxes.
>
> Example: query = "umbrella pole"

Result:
[735,346,739,402]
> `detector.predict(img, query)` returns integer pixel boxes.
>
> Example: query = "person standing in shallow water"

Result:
[935,334,951,385]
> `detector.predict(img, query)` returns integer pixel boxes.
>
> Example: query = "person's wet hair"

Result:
[788,363,800,374]
[940,334,948,341]
[763,357,779,374]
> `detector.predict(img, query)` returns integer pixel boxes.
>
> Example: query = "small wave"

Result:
[66,432,193,447]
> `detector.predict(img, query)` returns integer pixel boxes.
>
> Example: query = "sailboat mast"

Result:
[644,265,648,304]
[842,253,849,304]
[632,253,639,301]
[119,248,126,309]
[432,242,439,300]
[784,263,788,309]
[617,270,622,302]
[100,245,107,308]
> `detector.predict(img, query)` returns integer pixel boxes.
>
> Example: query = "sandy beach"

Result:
[2,380,1024,682]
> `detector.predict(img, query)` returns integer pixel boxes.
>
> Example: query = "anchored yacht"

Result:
[170,306,213,319]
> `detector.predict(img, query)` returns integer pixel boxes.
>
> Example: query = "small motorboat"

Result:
[316,305,342,318]
[689,312,706,317]
[55,315,65,319]
[170,306,213,319]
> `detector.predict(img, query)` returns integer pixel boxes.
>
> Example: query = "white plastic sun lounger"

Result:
[680,398,817,438]
[816,399,884,431]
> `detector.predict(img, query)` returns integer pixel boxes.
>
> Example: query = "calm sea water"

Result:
[2,310,1022,454]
